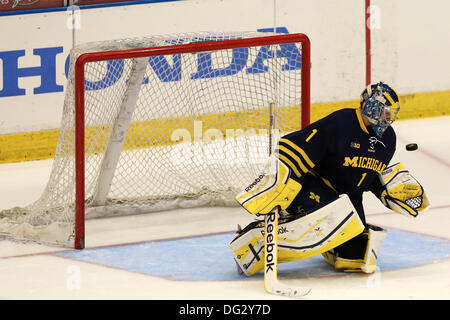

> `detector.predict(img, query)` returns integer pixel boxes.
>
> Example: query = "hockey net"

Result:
[0,32,310,248]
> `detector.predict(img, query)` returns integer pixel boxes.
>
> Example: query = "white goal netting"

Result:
[0,31,307,247]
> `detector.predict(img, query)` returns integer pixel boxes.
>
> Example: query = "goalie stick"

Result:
[264,101,310,297]
[263,207,312,297]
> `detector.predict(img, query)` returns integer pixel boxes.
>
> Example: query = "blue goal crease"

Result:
[54,229,450,281]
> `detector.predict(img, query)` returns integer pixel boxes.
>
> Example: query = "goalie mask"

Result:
[360,82,400,138]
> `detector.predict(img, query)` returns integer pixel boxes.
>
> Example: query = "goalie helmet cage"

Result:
[0,32,310,249]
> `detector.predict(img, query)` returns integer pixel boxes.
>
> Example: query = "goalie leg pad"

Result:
[322,224,387,273]
[229,194,365,276]
[235,155,302,215]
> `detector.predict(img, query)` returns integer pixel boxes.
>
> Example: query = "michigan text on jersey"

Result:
[342,156,387,173]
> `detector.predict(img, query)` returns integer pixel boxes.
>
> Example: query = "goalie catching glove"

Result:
[379,162,430,217]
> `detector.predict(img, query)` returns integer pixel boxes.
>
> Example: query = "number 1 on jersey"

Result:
[305,129,317,142]
[357,173,367,187]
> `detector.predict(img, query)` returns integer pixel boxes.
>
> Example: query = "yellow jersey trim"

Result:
[279,138,315,168]
[355,108,369,134]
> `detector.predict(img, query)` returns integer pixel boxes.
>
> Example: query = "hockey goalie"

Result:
[229,82,430,275]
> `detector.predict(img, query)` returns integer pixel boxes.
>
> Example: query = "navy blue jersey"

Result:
[276,108,396,222]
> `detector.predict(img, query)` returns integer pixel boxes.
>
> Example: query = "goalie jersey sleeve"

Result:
[276,108,396,222]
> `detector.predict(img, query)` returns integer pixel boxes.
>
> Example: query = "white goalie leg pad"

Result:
[229,220,265,276]
[229,194,365,276]
[379,162,430,218]
[361,224,387,273]
[322,224,386,274]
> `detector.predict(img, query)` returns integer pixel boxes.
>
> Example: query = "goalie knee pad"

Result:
[229,194,365,276]
[322,224,386,273]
